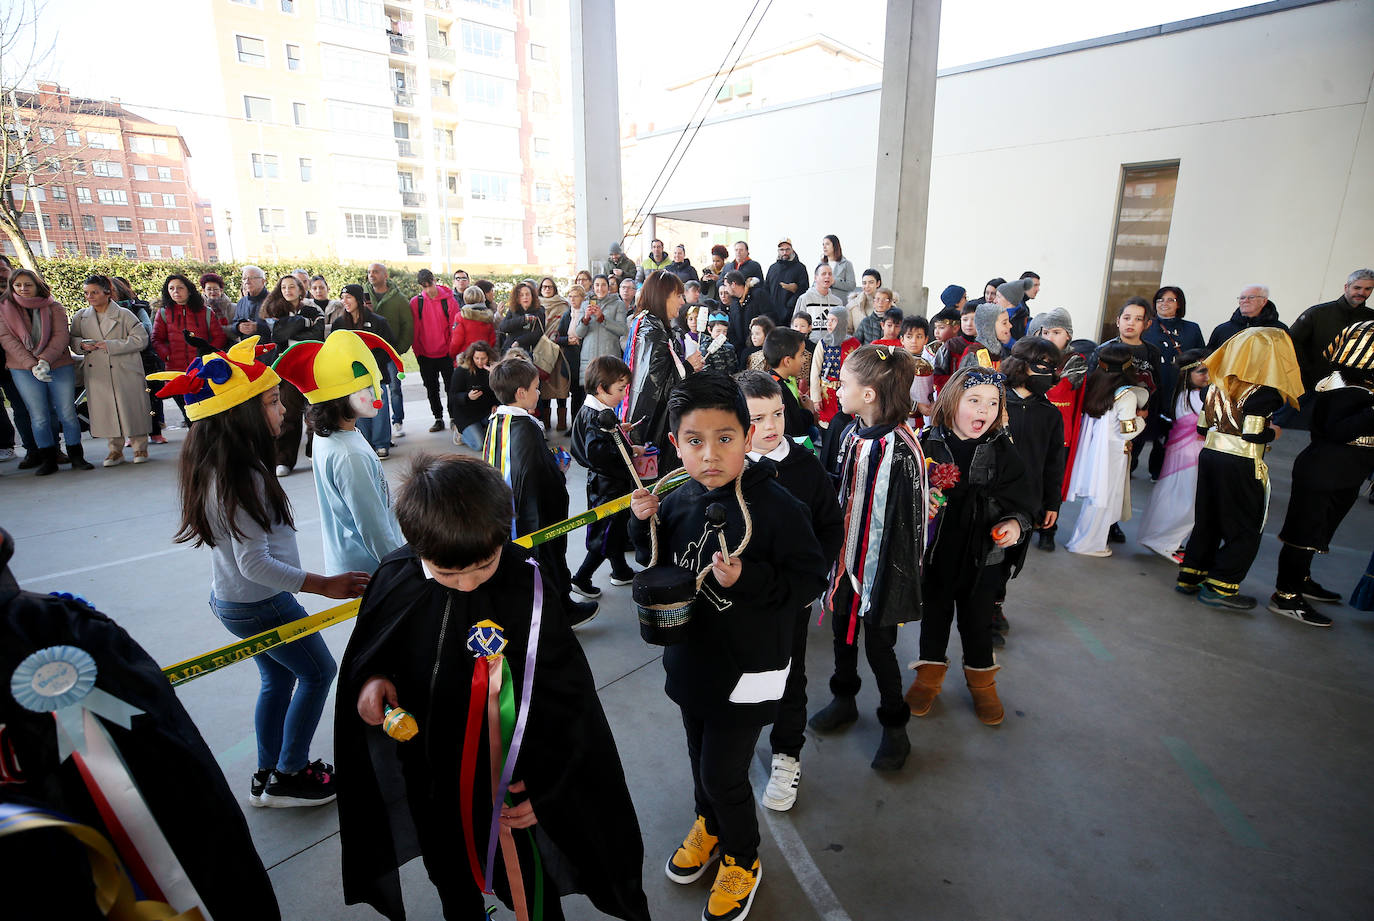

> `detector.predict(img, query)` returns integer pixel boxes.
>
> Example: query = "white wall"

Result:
[626,0,1374,339]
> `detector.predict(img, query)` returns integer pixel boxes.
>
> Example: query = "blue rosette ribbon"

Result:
[9,645,142,759]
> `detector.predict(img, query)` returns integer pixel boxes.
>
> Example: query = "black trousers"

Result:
[682,710,762,864]
[416,355,454,422]
[1276,484,1361,593]
[574,508,630,581]
[1179,450,1265,592]
[535,535,573,608]
[275,381,309,470]
[769,605,812,758]
[919,569,999,670]
[827,579,908,727]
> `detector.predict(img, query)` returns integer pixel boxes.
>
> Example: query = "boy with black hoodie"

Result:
[630,371,826,921]
[485,356,598,625]
[737,370,843,813]
[762,326,816,445]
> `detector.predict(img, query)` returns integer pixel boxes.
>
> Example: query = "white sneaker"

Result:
[0,447,14,462]
[392,422,405,438]
[761,753,801,812]
[275,465,291,477]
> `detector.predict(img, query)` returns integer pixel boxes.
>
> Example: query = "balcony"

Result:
[439,144,457,162]
[427,43,456,66]
[395,138,418,158]
[425,0,453,11]
[388,32,413,55]
[404,237,426,256]
[400,191,426,208]
[393,89,414,107]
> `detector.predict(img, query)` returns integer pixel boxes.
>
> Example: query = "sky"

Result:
[13,0,1257,245]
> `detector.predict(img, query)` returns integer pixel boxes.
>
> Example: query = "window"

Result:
[532,91,549,114]
[162,193,177,207]
[51,185,66,201]
[251,153,279,179]
[170,245,185,258]
[203,215,213,224]
[65,129,81,145]
[127,136,169,154]
[461,22,507,58]
[39,127,54,144]
[529,43,547,62]
[11,184,44,202]
[280,0,295,11]
[102,216,121,232]
[535,183,551,203]
[344,212,392,239]
[463,73,511,107]
[72,159,86,174]
[318,0,386,29]
[305,211,319,234]
[258,208,287,233]
[92,160,123,177]
[133,164,149,180]
[87,132,119,150]
[138,192,153,206]
[76,186,92,203]
[285,44,302,71]
[1101,162,1180,341]
[63,241,79,254]
[97,189,130,205]
[299,157,313,182]
[231,0,260,5]
[292,102,307,126]
[533,137,551,160]
[58,214,73,230]
[243,95,272,122]
[236,35,267,66]
[167,220,182,234]
[147,245,163,259]
[142,219,158,233]
[483,232,504,248]
[469,173,512,202]
[537,225,553,241]
[446,174,458,193]
[158,166,171,180]
[81,214,97,232]
[472,0,513,9]
[45,157,60,173]
[85,242,101,257]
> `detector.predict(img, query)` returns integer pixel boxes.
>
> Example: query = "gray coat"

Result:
[68,305,151,438]
[572,294,627,381]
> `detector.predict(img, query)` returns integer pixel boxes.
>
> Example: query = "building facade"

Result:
[623,0,1374,341]
[208,0,574,271]
[4,83,212,262]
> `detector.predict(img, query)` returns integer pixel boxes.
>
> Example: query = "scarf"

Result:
[539,295,569,325]
[835,421,900,641]
[0,294,56,354]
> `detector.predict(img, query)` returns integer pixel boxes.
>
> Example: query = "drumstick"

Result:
[596,408,645,491]
[705,503,730,564]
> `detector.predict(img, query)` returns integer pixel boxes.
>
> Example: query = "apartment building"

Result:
[4,83,212,262]
[211,0,574,271]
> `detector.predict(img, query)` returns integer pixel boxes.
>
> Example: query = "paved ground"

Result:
[3,379,1372,921]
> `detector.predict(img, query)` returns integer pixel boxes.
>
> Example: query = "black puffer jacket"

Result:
[498,305,547,353]
[1207,301,1288,349]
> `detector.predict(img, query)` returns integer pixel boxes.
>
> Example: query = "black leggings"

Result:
[416,355,454,422]
[918,566,999,669]
[826,579,908,727]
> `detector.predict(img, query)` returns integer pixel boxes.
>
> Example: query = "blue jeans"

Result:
[388,362,405,424]
[10,363,81,450]
[358,378,394,451]
[460,421,485,450]
[209,591,338,774]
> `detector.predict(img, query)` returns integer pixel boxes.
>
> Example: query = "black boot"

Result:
[67,443,94,470]
[1036,530,1055,552]
[35,446,60,476]
[808,696,858,733]
[871,725,911,772]
[1108,523,1126,544]
[17,450,41,470]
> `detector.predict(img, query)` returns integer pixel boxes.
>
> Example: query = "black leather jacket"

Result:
[628,313,684,460]
[920,425,1035,574]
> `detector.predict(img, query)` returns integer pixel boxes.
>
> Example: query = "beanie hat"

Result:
[273,329,406,404]
[974,302,1007,356]
[609,242,623,255]
[148,334,280,421]
[1027,307,1074,339]
[341,283,367,307]
[997,278,1034,307]
[939,284,966,308]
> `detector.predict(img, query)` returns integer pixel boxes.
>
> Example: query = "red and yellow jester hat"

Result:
[147,335,280,421]
[272,329,405,404]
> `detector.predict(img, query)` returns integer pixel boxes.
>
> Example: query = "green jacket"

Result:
[368,284,413,355]
[606,253,636,283]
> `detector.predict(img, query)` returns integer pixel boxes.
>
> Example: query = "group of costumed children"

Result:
[117,299,1372,921]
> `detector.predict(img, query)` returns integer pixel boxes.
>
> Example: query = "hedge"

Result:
[29,256,556,313]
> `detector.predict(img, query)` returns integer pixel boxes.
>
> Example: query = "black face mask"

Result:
[1025,374,1055,396]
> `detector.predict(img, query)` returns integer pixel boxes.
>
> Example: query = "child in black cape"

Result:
[569,355,639,595]
[1270,321,1374,626]
[335,456,650,921]
[908,366,1037,727]
[992,337,1066,644]
[809,345,928,771]
[629,371,826,921]
[737,370,844,811]
[484,356,598,625]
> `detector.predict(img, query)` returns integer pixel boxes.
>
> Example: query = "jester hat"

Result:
[147,334,280,421]
[272,329,405,404]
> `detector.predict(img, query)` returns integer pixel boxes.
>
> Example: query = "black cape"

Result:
[335,543,650,921]
[0,529,280,921]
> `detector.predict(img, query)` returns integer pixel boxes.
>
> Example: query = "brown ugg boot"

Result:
[904,660,949,716]
[963,664,1004,726]
[556,404,568,431]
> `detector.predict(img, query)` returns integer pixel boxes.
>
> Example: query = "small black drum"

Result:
[633,564,697,646]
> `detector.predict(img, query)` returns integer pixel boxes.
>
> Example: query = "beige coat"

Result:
[69,305,152,438]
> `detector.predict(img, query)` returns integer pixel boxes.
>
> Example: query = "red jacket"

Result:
[153,303,227,371]
[447,304,497,359]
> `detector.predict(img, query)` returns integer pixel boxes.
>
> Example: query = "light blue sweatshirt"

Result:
[311,428,403,574]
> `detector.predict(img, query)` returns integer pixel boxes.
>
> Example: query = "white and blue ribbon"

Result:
[10,645,142,759]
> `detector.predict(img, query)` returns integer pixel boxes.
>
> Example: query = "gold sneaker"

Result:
[704,854,762,921]
[665,815,719,884]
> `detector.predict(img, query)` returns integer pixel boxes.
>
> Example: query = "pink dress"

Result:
[1137,390,1205,559]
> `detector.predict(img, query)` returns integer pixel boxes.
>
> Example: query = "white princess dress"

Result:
[1065,384,1150,554]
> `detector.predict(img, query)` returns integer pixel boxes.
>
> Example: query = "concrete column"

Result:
[571,0,625,273]
[869,0,941,313]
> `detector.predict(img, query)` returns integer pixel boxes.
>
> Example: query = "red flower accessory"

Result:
[929,462,961,491]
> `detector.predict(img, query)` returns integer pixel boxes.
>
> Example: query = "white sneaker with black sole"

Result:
[761,753,801,812]
[1268,593,1333,627]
